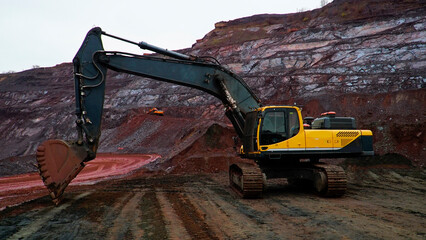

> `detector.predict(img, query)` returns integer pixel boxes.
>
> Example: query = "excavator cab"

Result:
[259,107,300,145]
[241,106,373,161]
[241,106,303,157]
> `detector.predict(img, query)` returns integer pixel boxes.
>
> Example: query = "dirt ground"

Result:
[0,154,425,240]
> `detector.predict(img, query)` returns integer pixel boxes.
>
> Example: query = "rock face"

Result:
[0,0,425,176]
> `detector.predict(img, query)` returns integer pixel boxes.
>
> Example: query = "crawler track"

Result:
[229,163,263,198]
[314,163,347,197]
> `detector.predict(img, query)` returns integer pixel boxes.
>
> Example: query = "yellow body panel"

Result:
[287,130,306,150]
[331,130,361,149]
[361,130,373,136]
[260,129,362,152]
[304,130,334,150]
[259,132,306,151]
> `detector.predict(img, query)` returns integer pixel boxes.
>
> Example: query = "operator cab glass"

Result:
[260,108,299,146]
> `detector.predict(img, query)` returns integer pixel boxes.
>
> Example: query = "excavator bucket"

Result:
[36,139,88,205]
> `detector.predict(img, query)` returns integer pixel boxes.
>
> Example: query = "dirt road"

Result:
[0,154,160,211]
[0,157,424,240]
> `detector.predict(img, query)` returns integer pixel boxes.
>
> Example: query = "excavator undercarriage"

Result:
[229,161,347,198]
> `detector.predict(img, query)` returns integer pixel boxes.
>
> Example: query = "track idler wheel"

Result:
[314,164,347,197]
[313,171,327,193]
[36,140,88,205]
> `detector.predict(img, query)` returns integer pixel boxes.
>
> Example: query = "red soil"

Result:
[0,153,159,210]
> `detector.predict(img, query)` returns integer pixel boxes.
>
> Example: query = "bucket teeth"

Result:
[52,196,63,206]
[35,139,87,205]
[49,191,57,199]
[39,165,48,173]
[37,145,45,152]
[42,176,52,185]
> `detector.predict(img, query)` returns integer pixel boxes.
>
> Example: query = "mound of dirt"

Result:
[158,123,253,174]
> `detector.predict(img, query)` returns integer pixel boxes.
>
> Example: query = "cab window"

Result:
[289,109,300,137]
[260,111,286,145]
[259,108,300,145]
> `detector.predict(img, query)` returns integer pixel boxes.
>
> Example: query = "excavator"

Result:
[147,107,164,116]
[36,27,374,204]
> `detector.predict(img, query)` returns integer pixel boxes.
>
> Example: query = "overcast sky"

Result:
[1,0,325,73]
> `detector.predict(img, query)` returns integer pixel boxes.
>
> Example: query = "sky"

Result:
[0,0,325,73]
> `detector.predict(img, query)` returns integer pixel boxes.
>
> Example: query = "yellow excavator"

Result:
[36,28,373,204]
[147,107,164,116]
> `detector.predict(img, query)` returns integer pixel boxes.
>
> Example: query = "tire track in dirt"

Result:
[263,181,425,239]
[185,185,272,239]
[156,189,191,240]
[97,191,135,220]
[1,172,425,239]
[165,188,219,240]
[138,189,168,239]
[6,191,92,240]
[195,174,425,239]
[96,184,168,239]
[106,192,145,239]
[265,194,365,239]
[347,187,426,238]
[181,177,299,239]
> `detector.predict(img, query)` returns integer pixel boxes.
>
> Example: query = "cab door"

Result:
[286,108,305,150]
[259,111,287,146]
[258,107,304,151]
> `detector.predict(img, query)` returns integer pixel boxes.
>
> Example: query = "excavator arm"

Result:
[75,27,261,151]
[36,27,261,204]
